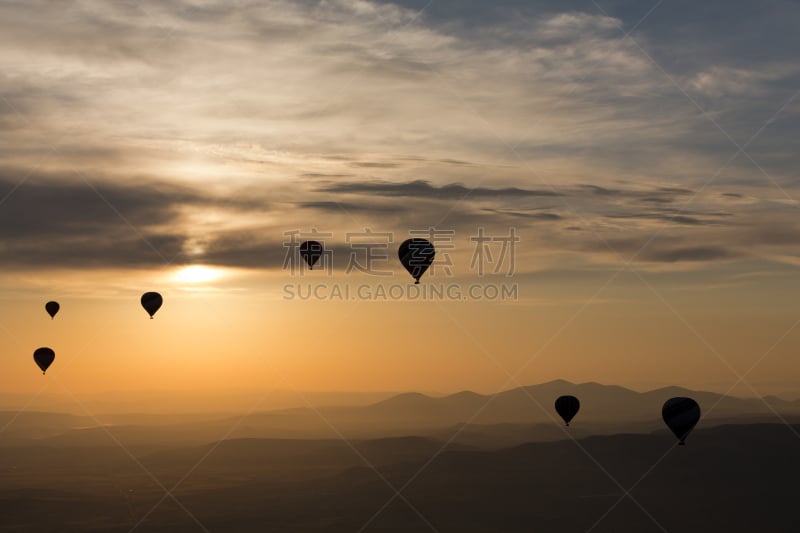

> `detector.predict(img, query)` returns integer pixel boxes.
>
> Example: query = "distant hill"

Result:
[3,423,793,532]
[3,380,799,446]
[232,379,800,438]
[0,411,93,445]
[147,423,800,532]
[0,389,399,416]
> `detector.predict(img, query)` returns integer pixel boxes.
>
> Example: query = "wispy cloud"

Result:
[0,0,798,277]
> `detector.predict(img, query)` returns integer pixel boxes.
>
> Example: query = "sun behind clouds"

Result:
[173,265,223,284]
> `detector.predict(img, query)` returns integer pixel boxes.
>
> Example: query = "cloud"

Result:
[687,64,800,99]
[0,168,797,273]
[483,209,562,221]
[570,234,742,267]
[349,162,402,169]
[0,172,267,268]
[198,232,285,270]
[317,179,562,199]
[605,213,704,226]
[1,0,799,276]
[2,0,796,187]
[640,246,735,263]
[299,200,404,213]
[534,11,619,41]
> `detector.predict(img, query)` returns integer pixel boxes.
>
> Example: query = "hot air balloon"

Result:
[45,301,60,319]
[141,292,163,319]
[398,238,435,284]
[33,347,55,375]
[555,395,580,426]
[299,240,323,270]
[662,397,700,445]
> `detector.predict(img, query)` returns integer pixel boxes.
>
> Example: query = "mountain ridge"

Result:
[3,380,798,446]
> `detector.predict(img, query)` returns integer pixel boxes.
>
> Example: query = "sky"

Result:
[1,0,799,404]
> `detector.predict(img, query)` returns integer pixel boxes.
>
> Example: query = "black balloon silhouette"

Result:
[662,397,700,445]
[299,240,323,270]
[398,238,435,284]
[555,395,580,426]
[33,347,55,375]
[45,301,60,319]
[141,292,163,319]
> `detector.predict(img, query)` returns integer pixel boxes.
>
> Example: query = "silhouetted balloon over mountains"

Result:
[555,395,580,426]
[662,397,701,445]
[299,240,323,270]
[45,301,60,319]
[33,347,55,375]
[141,292,163,319]
[398,238,435,284]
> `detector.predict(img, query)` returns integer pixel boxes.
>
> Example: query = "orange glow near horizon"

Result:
[2,0,800,414]
[1,270,799,407]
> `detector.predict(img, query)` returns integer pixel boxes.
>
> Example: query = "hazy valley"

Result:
[1,381,799,532]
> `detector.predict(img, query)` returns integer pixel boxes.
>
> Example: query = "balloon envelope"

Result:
[662,397,700,445]
[33,347,55,375]
[555,395,580,426]
[45,301,60,319]
[398,238,435,283]
[141,292,163,319]
[299,240,323,270]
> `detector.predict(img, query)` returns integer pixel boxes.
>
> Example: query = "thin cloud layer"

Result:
[0,170,796,274]
[0,0,798,277]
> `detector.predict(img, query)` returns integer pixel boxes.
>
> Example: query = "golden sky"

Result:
[1,0,800,401]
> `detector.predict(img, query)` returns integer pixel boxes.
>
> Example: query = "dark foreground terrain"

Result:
[2,382,799,532]
[1,423,799,532]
